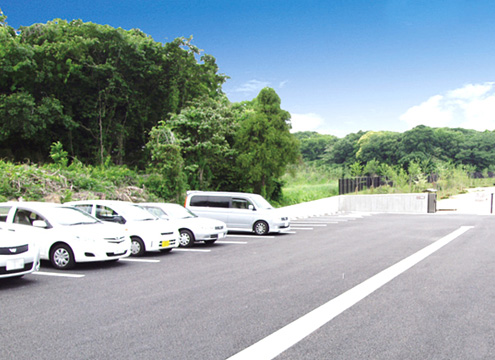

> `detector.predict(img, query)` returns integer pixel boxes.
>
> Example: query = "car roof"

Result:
[0,201,69,210]
[141,202,183,208]
[186,191,258,197]
[67,200,138,206]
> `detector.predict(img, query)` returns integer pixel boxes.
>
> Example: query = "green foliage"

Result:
[278,163,340,206]
[0,19,226,166]
[168,96,238,191]
[293,131,338,162]
[146,123,187,202]
[50,141,68,167]
[0,159,166,202]
[234,88,299,199]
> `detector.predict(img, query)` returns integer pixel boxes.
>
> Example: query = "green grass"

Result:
[278,183,338,206]
[277,164,340,206]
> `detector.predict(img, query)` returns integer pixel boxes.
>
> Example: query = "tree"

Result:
[323,131,365,166]
[0,18,227,166]
[234,88,299,199]
[146,124,187,201]
[355,131,400,165]
[167,95,238,190]
[293,131,338,162]
[456,131,495,171]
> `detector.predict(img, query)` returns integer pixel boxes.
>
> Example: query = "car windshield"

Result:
[163,204,197,219]
[143,206,169,220]
[121,204,158,221]
[251,195,274,210]
[50,207,100,226]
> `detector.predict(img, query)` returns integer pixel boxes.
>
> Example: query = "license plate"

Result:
[160,241,170,248]
[6,259,24,271]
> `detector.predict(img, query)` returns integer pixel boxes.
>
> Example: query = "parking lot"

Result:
[2,212,495,359]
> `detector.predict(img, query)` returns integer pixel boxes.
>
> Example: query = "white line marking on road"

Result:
[173,248,212,252]
[290,227,314,230]
[33,271,85,278]
[120,258,161,263]
[216,241,248,244]
[227,226,474,360]
[227,235,275,239]
[290,223,328,226]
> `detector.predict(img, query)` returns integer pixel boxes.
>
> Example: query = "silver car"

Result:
[184,191,290,235]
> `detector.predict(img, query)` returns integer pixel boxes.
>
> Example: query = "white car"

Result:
[184,191,291,235]
[0,231,40,279]
[66,200,179,256]
[140,203,227,247]
[0,202,131,270]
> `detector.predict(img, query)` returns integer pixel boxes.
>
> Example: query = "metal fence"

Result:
[339,172,495,196]
[338,176,392,195]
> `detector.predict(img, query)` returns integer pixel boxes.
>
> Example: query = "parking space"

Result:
[10,212,372,282]
[7,212,491,360]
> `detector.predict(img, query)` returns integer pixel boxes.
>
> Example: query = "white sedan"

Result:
[66,200,179,256]
[0,202,131,270]
[0,231,40,279]
[140,203,227,247]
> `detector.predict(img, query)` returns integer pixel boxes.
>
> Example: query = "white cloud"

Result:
[234,79,270,93]
[400,95,453,128]
[400,82,495,131]
[290,113,324,132]
[279,80,289,88]
[289,113,341,135]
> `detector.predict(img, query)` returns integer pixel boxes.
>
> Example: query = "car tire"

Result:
[130,236,145,256]
[253,221,269,235]
[179,229,195,247]
[50,244,75,270]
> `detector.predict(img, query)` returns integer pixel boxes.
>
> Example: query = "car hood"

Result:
[64,222,128,239]
[173,217,226,228]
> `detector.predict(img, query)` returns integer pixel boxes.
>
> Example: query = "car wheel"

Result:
[130,237,145,256]
[253,221,269,235]
[50,244,75,270]
[203,240,216,246]
[179,229,194,247]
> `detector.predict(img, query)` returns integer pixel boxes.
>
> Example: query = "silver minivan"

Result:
[184,191,290,235]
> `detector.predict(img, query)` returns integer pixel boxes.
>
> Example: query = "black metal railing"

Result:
[338,176,392,195]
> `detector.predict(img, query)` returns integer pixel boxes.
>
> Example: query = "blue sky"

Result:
[3,0,495,137]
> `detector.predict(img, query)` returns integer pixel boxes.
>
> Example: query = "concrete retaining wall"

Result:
[338,193,429,213]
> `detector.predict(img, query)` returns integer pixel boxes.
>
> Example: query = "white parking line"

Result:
[227,226,474,360]
[227,235,275,239]
[290,223,328,226]
[120,258,161,263]
[216,241,248,244]
[173,248,212,252]
[290,227,314,230]
[33,271,85,278]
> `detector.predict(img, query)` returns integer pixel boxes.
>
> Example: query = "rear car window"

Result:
[208,196,230,208]
[190,196,208,207]
[189,195,230,208]
[0,206,11,222]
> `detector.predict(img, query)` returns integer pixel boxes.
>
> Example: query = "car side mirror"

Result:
[248,205,255,211]
[32,220,48,228]
[114,215,126,224]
